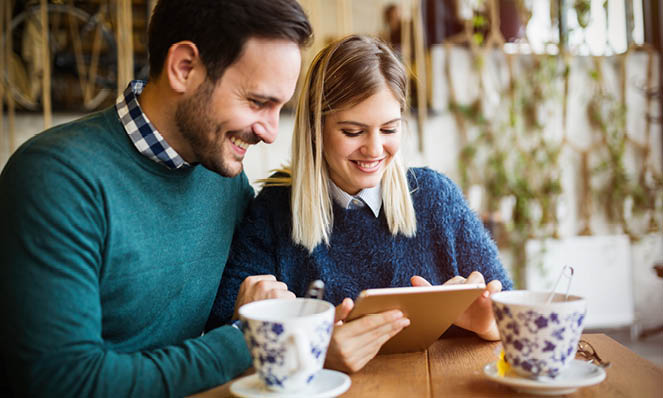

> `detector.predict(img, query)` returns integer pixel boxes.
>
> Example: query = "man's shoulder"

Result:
[8,108,119,166]
[0,108,127,196]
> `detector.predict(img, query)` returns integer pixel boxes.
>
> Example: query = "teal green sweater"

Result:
[0,108,253,397]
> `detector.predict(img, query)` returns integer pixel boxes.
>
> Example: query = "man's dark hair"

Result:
[147,0,312,81]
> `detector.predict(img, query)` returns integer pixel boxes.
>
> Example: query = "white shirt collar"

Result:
[328,180,382,218]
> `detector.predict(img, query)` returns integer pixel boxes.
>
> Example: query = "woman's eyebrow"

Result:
[337,120,366,127]
[337,118,401,127]
[381,118,401,125]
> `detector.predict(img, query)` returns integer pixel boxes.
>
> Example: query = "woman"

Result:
[207,35,512,373]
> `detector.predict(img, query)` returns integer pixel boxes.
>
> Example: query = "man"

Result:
[0,1,311,396]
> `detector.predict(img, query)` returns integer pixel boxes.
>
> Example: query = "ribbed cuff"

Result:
[203,325,252,382]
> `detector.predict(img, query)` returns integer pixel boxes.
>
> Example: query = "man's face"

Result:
[175,38,301,177]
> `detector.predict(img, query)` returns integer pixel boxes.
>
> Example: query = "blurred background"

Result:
[1,0,661,364]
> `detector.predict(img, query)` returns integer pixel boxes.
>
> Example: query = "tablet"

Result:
[346,283,486,354]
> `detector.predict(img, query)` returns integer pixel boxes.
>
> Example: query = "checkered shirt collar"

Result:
[115,80,191,169]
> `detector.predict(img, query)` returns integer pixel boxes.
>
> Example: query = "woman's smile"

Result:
[351,158,384,172]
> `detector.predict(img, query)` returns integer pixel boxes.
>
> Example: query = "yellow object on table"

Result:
[496,349,511,377]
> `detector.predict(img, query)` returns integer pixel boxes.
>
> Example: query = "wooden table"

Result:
[194,334,663,397]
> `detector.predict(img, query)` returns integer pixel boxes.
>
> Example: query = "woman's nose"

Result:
[361,132,383,157]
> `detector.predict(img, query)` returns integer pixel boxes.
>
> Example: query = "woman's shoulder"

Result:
[406,168,472,222]
[407,167,461,195]
[237,181,291,231]
[249,172,292,212]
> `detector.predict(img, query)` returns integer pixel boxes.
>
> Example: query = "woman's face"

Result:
[322,86,402,195]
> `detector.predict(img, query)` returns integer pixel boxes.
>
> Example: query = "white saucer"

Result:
[229,369,351,398]
[483,359,606,396]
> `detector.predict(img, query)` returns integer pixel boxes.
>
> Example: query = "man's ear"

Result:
[164,41,204,93]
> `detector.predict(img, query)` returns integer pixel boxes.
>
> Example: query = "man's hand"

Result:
[232,275,295,319]
[410,272,502,341]
[324,298,410,373]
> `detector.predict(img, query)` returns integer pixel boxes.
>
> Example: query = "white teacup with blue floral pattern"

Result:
[491,290,587,379]
[238,298,335,392]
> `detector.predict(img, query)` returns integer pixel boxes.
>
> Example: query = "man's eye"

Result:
[382,129,397,134]
[341,129,362,137]
[250,99,266,108]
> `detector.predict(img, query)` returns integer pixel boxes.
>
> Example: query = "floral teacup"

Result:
[239,298,334,392]
[491,290,587,378]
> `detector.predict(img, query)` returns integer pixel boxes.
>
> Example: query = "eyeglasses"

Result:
[576,339,611,368]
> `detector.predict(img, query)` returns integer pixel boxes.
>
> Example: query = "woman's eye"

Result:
[341,129,362,137]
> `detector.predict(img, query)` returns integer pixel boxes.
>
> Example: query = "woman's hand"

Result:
[324,298,410,373]
[410,272,502,341]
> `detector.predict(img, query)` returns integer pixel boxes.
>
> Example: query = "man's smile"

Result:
[230,136,250,150]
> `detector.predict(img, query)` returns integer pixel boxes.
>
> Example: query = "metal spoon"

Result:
[299,279,325,316]
[545,265,574,304]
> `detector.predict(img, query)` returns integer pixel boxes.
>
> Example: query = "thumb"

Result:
[486,279,502,295]
[335,298,354,323]
[410,275,433,287]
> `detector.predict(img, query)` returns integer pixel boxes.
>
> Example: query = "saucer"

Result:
[483,359,606,396]
[230,369,351,398]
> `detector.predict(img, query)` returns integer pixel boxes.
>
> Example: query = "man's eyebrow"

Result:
[337,118,401,127]
[249,93,282,104]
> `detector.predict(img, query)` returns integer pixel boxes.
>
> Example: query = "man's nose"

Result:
[253,110,280,144]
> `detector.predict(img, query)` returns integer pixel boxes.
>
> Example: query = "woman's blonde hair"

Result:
[264,35,416,251]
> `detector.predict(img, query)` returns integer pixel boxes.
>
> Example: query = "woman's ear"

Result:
[164,41,203,93]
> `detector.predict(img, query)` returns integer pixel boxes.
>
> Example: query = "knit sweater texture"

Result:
[207,167,513,328]
[0,107,253,397]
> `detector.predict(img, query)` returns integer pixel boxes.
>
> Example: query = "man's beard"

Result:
[174,79,239,177]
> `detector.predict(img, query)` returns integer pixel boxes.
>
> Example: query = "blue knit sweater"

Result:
[207,167,513,328]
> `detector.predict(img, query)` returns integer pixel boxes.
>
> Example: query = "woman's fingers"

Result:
[417,272,490,288]
[486,279,502,294]
[451,276,504,339]
[333,323,403,372]
[466,271,486,285]
[442,275,465,285]
[337,310,409,340]
[410,275,432,287]
[334,298,354,323]
[325,310,409,373]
